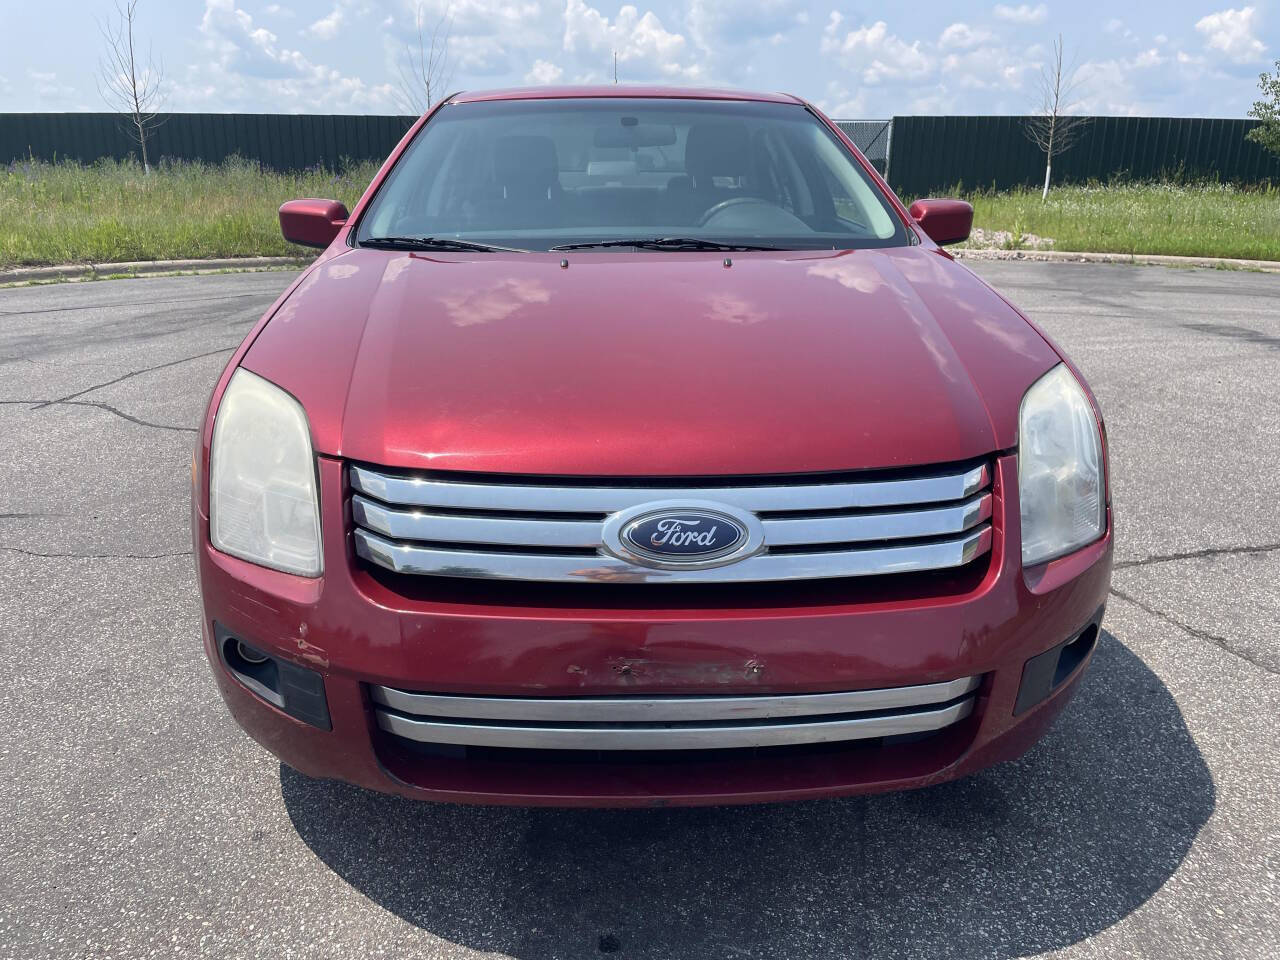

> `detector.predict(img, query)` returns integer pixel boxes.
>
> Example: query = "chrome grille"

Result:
[350,461,993,584]
[370,676,981,751]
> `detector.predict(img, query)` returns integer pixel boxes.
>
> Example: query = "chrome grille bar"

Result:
[350,462,989,514]
[352,495,603,548]
[375,702,974,750]
[353,525,992,583]
[370,675,980,750]
[371,675,980,722]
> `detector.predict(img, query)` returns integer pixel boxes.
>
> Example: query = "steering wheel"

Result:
[696,196,780,228]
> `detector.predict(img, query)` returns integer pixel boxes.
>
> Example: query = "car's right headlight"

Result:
[1018,363,1105,567]
[210,368,322,576]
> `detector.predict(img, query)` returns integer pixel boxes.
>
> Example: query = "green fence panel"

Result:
[0,112,419,170]
[888,115,1279,197]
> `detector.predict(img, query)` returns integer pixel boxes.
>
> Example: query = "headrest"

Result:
[684,122,752,185]
[493,135,560,193]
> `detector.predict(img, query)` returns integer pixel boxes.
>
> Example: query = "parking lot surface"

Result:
[1,262,1277,959]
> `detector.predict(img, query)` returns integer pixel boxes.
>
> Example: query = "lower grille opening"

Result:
[386,726,961,766]
[355,554,992,611]
[370,710,983,799]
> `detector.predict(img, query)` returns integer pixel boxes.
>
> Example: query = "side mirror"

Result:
[279,199,349,249]
[907,198,973,246]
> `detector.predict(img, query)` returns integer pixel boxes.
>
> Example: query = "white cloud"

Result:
[822,18,931,84]
[681,0,809,85]
[525,58,564,84]
[686,0,808,52]
[1073,58,1150,114]
[563,0,703,81]
[818,80,868,117]
[939,23,994,51]
[1195,7,1266,63]
[941,44,1034,92]
[29,69,78,104]
[1071,43,1188,115]
[184,0,397,111]
[6,0,1250,120]
[1132,47,1163,68]
[992,4,1049,24]
[305,7,344,40]
[375,1,558,78]
[910,92,957,113]
[820,13,1039,111]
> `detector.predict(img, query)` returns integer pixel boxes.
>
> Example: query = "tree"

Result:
[1246,60,1280,159]
[98,0,165,174]
[398,3,455,115]
[1024,35,1089,200]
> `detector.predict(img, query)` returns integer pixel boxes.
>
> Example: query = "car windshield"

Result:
[356,98,908,252]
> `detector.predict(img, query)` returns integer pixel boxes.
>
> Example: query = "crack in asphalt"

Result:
[31,345,236,409]
[59,400,197,433]
[0,544,192,561]
[0,399,196,433]
[1109,586,1279,677]
[1115,542,1280,570]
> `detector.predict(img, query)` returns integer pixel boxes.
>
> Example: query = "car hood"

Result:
[243,246,1059,476]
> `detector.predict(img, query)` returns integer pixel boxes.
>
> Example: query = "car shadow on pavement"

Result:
[281,630,1214,959]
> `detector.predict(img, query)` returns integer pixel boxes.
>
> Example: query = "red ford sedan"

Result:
[193,87,1112,806]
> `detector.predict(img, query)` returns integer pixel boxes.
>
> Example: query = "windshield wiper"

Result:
[361,236,530,253]
[549,237,782,252]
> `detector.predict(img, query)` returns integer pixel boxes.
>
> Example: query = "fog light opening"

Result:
[220,634,284,708]
[235,640,270,665]
[212,623,333,731]
[1014,614,1102,716]
[1053,623,1098,687]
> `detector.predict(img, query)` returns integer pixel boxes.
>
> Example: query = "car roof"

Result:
[449,86,805,105]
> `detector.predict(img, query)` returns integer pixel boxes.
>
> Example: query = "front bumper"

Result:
[195,454,1112,807]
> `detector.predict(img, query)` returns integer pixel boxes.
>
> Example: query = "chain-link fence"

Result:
[833,120,892,177]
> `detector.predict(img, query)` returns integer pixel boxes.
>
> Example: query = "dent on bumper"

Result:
[196,454,1113,806]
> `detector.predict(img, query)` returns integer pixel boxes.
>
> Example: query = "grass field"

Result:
[1,157,380,268]
[3,158,1279,268]
[957,182,1280,261]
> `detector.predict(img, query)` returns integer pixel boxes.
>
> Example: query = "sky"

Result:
[0,0,1275,118]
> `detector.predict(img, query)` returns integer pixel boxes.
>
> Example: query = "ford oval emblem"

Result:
[622,509,747,562]
[601,500,766,571]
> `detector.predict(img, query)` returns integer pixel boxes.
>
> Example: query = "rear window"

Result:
[357,98,907,251]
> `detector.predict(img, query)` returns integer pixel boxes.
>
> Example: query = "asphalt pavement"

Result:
[1,262,1277,959]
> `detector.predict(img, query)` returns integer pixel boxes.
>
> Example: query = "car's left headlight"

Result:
[1018,363,1105,567]
[210,368,322,576]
